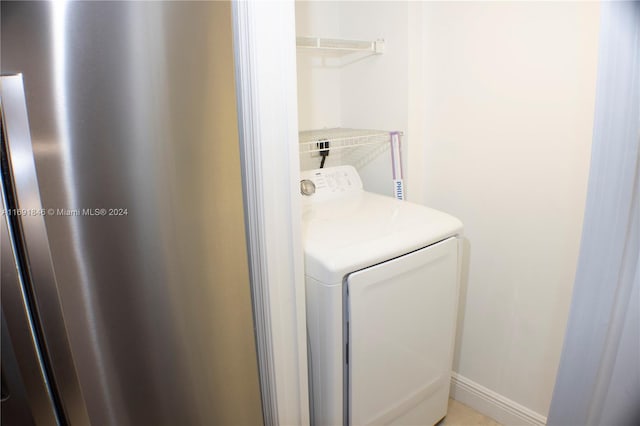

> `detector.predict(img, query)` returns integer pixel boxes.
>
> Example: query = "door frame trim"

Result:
[231,2,310,425]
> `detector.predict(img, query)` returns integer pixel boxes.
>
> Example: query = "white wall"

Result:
[339,2,409,197]
[418,1,600,419]
[295,0,601,421]
[296,1,342,133]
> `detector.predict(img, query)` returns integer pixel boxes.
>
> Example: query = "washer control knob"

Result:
[300,179,316,196]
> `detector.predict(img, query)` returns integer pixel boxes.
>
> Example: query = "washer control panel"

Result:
[300,165,363,200]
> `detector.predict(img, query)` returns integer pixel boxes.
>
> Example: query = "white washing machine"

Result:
[300,165,463,426]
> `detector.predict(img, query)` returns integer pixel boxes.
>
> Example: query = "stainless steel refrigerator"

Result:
[1,1,264,425]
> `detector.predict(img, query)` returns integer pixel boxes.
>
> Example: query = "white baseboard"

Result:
[449,372,547,426]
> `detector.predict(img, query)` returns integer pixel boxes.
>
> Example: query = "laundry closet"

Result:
[294,2,466,425]
[294,1,601,426]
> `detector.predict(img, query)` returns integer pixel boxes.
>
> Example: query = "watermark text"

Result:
[1,208,129,217]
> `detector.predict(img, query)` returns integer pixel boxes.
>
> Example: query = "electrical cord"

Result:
[318,139,330,168]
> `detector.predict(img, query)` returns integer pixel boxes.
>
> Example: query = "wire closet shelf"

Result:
[299,128,402,154]
[296,37,385,54]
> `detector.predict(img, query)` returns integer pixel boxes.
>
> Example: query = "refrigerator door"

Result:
[1,2,262,425]
[1,74,86,426]
[1,196,56,426]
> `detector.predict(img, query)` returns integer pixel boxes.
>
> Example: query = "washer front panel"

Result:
[346,237,459,425]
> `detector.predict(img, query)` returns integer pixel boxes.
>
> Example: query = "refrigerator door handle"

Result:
[1,74,90,425]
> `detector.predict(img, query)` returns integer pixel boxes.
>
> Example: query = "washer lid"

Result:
[301,184,463,284]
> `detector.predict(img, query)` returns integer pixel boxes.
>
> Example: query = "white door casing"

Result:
[231,1,310,425]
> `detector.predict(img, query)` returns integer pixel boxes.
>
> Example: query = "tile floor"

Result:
[438,399,502,426]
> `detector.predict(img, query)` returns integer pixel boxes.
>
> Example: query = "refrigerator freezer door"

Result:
[1,2,263,425]
[347,237,459,425]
